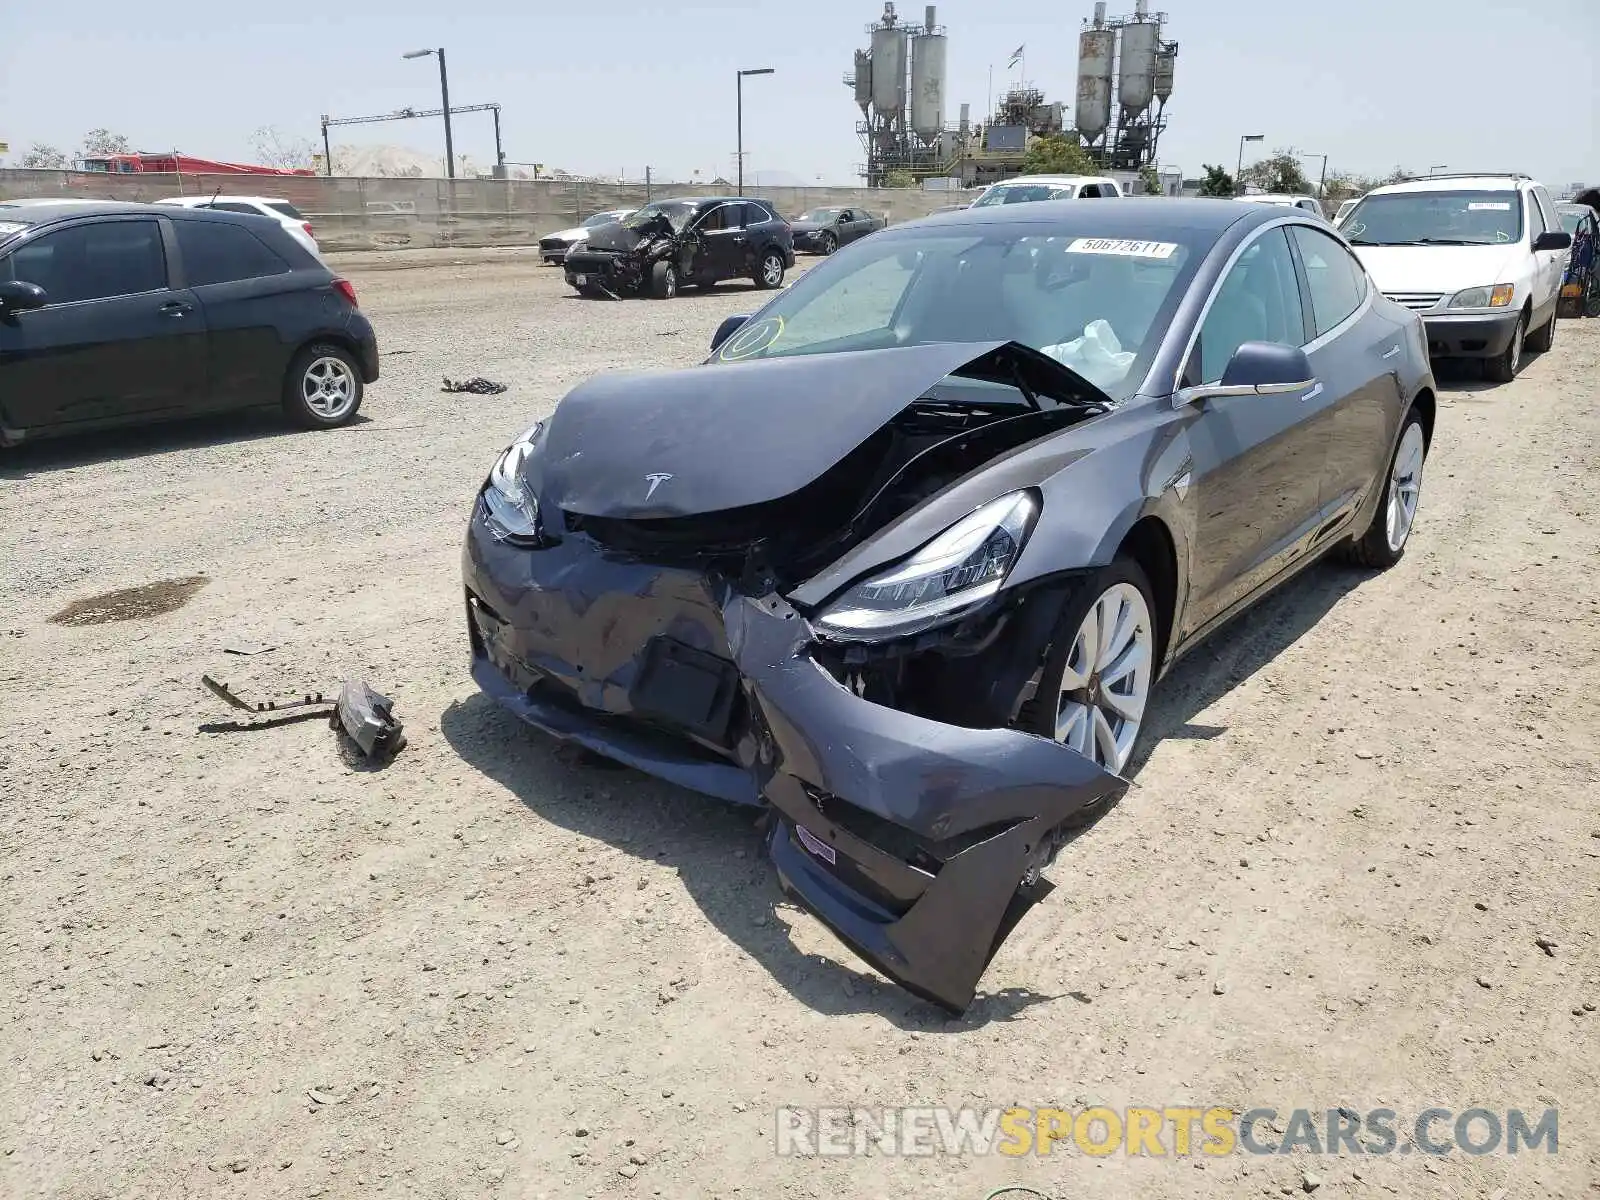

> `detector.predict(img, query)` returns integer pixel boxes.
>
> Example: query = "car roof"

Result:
[157,195,288,205]
[1370,176,1526,196]
[986,174,1115,186]
[0,199,154,224]
[907,195,1274,234]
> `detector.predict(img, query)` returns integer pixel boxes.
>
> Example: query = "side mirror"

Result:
[1176,342,1315,407]
[0,280,47,314]
[1533,230,1572,252]
[710,314,750,352]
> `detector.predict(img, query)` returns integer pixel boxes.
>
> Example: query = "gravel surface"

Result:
[3,248,1597,1198]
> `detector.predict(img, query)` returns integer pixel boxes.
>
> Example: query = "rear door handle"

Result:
[1301,382,1324,401]
[1381,345,1401,360]
[160,300,194,317]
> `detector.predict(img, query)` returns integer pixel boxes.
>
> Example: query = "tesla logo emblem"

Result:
[643,472,673,500]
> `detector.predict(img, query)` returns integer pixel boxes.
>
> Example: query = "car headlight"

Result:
[480,421,544,543]
[813,491,1039,641]
[1449,284,1514,309]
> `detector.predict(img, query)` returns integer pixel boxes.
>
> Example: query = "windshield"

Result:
[1559,208,1589,235]
[624,201,695,232]
[712,227,1201,402]
[799,208,842,223]
[972,184,1076,207]
[266,201,304,220]
[1344,191,1524,246]
[582,210,628,228]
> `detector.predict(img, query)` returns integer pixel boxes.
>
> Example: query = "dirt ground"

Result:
[2,249,1597,1200]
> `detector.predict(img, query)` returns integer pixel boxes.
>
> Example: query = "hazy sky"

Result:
[2,0,1594,189]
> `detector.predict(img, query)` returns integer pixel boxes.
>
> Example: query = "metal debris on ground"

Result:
[223,642,277,656]
[441,376,508,395]
[331,678,407,762]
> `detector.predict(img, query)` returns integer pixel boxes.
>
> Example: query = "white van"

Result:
[968,175,1124,207]
[1340,174,1573,381]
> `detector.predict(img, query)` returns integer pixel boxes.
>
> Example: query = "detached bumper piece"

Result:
[332,678,407,762]
[464,519,1127,1013]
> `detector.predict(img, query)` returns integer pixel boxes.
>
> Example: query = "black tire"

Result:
[818,231,837,256]
[1017,556,1159,778]
[753,248,786,290]
[1525,303,1557,353]
[1341,403,1428,569]
[283,342,363,430]
[648,261,677,300]
[1483,309,1526,382]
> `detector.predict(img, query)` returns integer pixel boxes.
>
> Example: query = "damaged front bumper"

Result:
[462,509,1127,1012]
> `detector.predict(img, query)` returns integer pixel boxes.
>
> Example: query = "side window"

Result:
[1289,225,1367,337]
[739,203,768,227]
[3,219,166,305]
[1078,184,1102,199]
[1527,192,1548,236]
[696,204,730,232]
[175,220,291,287]
[211,202,260,215]
[1193,229,1305,383]
[1532,188,1560,237]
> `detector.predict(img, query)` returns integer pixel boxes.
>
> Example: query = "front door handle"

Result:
[160,300,193,317]
[1301,381,1324,401]
[1381,345,1401,360]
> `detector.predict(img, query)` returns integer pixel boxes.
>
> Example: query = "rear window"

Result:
[265,201,305,220]
[175,220,292,286]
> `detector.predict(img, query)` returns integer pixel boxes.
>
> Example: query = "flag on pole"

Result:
[1007,44,1024,68]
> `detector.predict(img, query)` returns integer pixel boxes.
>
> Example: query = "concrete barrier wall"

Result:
[0,169,969,252]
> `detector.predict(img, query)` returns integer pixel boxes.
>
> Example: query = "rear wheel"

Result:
[1483,309,1526,382]
[648,261,677,299]
[1341,404,1427,569]
[753,249,786,290]
[283,343,362,430]
[1526,299,1558,351]
[1020,558,1158,778]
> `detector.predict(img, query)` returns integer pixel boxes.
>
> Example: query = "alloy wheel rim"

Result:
[1054,582,1153,775]
[302,357,355,419]
[1509,318,1524,374]
[763,255,783,285]
[1385,422,1426,552]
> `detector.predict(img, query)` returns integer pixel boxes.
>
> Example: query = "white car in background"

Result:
[1333,197,1361,227]
[155,195,322,260]
[968,175,1125,207]
[1340,173,1572,382]
[539,209,635,265]
[1237,192,1327,219]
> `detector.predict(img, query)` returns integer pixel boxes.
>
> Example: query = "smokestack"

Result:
[924,4,935,32]
[1133,0,1147,15]
[1093,1,1106,27]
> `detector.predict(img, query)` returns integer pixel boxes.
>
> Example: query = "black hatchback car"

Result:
[562,196,795,299]
[0,201,378,447]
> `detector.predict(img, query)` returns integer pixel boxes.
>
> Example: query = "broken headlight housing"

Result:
[480,421,544,543]
[814,490,1040,641]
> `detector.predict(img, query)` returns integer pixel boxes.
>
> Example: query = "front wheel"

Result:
[818,231,837,256]
[1020,558,1158,777]
[648,261,677,299]
[753,249,786,290]
[1483,310,1526,382]
[283,343,363,430]
[1341,404,1427,569]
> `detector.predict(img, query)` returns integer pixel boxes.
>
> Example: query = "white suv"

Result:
[968,175,1124,207]
[155,195,323,262]
[1340,174,1573,381]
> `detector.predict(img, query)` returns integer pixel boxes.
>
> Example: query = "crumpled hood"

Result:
[1351,244,1523,295]
[540,340,1007,519]
[581,221,647,253]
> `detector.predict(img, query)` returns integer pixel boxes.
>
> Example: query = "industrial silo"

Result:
[853,49,873,113]
[909,5,947,141]
[1154,46,1176,102]
[1075,7,1115,140]
[870,17,909,116]
[1117,19,1161,112]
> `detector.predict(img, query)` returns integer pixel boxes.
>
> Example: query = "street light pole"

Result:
[404,47,455,179]
[736,67,775,196]
[1429,164,1448,176]
[1300,151,1328,198]
[1236,133,1264,195]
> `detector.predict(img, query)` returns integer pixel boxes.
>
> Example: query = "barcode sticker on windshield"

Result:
[1467,202,1512,211]
[1064,238,1179,258]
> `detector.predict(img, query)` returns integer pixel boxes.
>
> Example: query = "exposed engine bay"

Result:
[563,210,701,299]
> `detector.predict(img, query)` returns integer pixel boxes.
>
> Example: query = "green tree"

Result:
[1020,134,1094,177]
[1197,164,1234,197]
[881,169,917,189]
[1239,149,1310,195]
[1138,165,1162,196]
[20,143,70,169]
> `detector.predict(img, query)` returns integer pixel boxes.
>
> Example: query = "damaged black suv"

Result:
[562,197,794,299]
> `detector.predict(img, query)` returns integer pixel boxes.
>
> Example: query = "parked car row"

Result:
[0,200,376,446]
